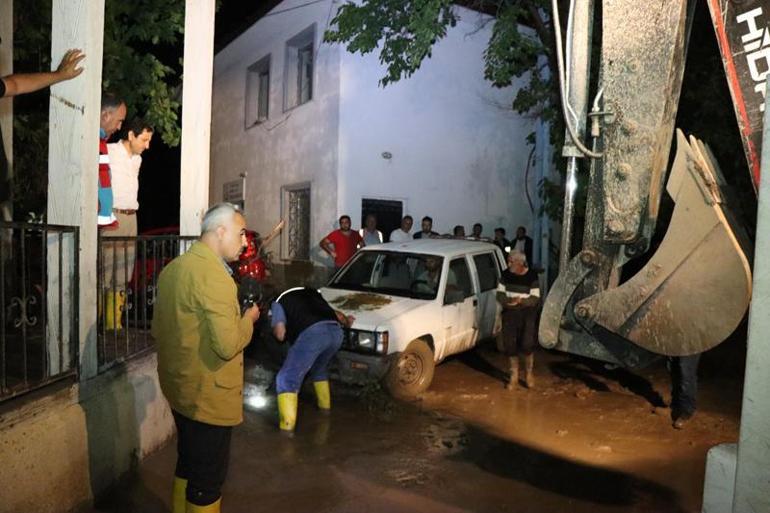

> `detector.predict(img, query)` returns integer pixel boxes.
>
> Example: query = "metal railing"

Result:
[97,233,196,370]
[0,221,79,403]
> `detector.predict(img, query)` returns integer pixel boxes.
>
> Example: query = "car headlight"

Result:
[358,332,375,350]
[346,329,388,354]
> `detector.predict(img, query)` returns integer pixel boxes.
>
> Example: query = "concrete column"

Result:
[730,82,770,513]
[47,0,105,378]
[179,0,216,236]
[0,0,11,174]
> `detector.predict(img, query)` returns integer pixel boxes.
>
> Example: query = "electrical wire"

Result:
[564,0,580,129]
[262,0,331,18]
[524,146,536,214]
[551,0,603,158]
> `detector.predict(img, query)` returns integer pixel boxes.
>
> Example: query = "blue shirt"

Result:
[270,302,287,327]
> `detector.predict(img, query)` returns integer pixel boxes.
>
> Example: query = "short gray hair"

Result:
[508,251,528,266]
[201,202,242,234]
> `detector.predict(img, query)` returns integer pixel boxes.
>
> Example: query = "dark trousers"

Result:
[670,354,701,418]
[501,307,538,356]
[172,410,233,506]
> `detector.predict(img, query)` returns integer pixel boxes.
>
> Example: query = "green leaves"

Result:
[103,0,186,146]
[13,0,186,147]
[325,0,457,86]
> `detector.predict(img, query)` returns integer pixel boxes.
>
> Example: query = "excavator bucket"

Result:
[540,130,752,362]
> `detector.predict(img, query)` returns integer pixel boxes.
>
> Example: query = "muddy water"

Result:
[87,346,740,513]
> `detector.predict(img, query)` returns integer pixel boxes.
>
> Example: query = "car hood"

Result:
[320,288,425,329]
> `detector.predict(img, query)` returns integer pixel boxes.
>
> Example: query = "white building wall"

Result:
[211,0,341,264]
[337,7,539,244]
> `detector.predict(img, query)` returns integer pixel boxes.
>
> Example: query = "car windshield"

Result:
[328,251,444,300]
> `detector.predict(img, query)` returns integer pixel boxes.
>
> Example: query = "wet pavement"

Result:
[86,344,741,513]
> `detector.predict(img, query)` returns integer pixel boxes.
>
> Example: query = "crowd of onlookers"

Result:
[320,213,534,270]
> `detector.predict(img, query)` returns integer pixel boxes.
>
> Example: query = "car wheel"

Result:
[385,339,435,398]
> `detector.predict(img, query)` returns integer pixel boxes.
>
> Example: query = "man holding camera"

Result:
[152,203,259,513]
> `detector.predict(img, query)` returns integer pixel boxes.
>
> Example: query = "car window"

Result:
[329,250,444,300]
[473,252,500,292]
[338,251,379,286]
[445,257,473,304]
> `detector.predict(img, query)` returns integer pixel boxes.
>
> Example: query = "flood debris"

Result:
[356,381,400,419]
[330,292,392,311]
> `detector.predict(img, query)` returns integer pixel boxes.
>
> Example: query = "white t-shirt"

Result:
[389,229,411,242]
[359,228,383,246]
[107,141,142,210]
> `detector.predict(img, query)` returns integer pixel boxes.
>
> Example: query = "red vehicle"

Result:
[230,219,284,284]
[121,226,194,328]
[126,225,185,295]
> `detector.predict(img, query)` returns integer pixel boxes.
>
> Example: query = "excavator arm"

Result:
[539,0,757,367]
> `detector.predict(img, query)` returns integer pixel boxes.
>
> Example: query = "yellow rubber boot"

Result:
[104,290,125,331]
[186,498,221,512]
[313,380,331,412]
[172,477,187,513]
[278,392,298,434]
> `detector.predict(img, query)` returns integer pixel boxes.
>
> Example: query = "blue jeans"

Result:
[276,321,343,393]
[670,354,701,418]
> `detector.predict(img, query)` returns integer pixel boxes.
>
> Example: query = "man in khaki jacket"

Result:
[152,203,260,513]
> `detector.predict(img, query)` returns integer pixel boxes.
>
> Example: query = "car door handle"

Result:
[473,299,478,306]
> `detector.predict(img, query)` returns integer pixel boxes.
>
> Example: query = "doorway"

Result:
[361,198,403,242]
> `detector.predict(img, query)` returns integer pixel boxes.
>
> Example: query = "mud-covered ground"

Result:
[86,343,742,513]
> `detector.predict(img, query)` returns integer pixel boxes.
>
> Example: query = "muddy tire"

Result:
[385,339,435,398]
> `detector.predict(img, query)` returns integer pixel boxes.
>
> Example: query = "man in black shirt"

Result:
[496,251,540,389]
[270,287,354,436]
[493,227,510,254]
[413,216,439,239]
[511,226,534,268]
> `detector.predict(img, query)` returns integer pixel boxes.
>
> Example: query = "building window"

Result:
[282,184,311,260]
[246,55,270,128]
[284,25,315,111]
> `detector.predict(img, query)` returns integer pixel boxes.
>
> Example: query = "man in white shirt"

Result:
[359,213,383,246]
[102,118,154,330]
[389,215,413,242]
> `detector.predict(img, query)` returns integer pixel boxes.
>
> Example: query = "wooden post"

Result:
[47,0,105,378]
[179,0,216,236]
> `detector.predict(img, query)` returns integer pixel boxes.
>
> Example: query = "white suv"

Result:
[320,239,505,397]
